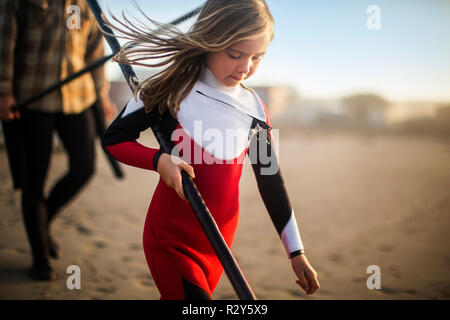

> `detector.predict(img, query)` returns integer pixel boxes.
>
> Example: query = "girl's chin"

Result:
[225,76,241,86]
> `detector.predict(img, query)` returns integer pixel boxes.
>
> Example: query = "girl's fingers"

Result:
[311,279,320,294]
[177,163,193,202]
[296,271,309,294]
[165,159,193,202]
[306,271,320,294]
[180,162,195,179]
[306,279,315,294]
[175,182,187,201]
[171,169,187,202]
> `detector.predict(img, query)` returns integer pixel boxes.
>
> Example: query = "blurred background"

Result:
[102,0,450,138]
[0,0,449,300]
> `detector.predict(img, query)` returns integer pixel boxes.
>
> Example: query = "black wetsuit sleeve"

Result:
[247,128,304,258]
[102,100,160,146]
[101,100,165,172]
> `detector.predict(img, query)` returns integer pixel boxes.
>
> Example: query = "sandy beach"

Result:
[0,127,449,300]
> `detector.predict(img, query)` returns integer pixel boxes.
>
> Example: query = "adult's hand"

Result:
[97,94,117,122]
[0,95,19,121]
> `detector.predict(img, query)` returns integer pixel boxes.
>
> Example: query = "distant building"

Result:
[251,86,297,117]
[340,94,391,129]
[385,102,439,124]
[272,97,347,127]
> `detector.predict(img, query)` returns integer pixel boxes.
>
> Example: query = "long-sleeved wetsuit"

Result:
[102,64,304,300]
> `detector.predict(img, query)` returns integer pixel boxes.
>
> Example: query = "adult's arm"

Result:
[0,0,17,97]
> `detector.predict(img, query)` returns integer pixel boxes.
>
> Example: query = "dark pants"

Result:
[20,107,95,264]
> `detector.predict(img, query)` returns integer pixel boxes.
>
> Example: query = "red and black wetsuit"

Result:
[102,64,304,300]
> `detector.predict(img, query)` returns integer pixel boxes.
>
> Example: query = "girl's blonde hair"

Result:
[102,0,274,118]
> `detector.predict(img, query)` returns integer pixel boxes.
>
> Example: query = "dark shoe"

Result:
[48,233,61,259]
[30,262,56,281]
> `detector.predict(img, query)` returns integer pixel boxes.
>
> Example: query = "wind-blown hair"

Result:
[101,0,274,118]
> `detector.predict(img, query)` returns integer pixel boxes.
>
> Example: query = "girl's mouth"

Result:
[230,76,243,81]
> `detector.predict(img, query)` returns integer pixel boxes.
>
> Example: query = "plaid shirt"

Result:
[0,0,108,114]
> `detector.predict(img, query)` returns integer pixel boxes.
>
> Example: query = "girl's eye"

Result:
[228,54,240,59]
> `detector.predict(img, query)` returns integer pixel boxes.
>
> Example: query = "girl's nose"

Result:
[237,58,252,73]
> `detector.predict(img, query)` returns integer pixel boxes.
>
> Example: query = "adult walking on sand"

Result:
[0,0,116,280]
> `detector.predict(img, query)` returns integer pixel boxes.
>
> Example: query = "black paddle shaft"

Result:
[86,0,256,300]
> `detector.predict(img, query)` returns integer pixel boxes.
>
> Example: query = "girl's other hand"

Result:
[291,254,320,295]
[156,153,195,202]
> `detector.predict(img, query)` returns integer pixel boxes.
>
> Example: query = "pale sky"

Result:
[100,0,450,104]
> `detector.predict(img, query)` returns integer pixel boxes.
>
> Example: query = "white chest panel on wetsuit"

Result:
[177,65,267,161]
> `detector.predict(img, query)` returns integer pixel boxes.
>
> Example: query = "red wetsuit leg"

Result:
[142,202,214,300]
[143,238,213,299]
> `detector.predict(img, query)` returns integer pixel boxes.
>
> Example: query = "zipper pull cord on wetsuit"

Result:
[195,90,272,136]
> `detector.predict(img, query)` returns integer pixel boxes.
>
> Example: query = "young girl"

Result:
[102,0,320,300]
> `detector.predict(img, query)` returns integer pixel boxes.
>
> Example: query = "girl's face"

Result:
[205,34,271,87]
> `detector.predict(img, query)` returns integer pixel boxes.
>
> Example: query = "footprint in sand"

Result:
[328,253,342,263]
[136,273,154,289]
[129,243,141,251]
[286,288,301,297]
[77,224,93,236]
[137,279,154,288]
[7,190,19,207]
[378,244,394,252]
[95,285,117,294]
[405,289,417,295]
[121,256,133,263]
[380,286,401,295]
[61,216,75,227]
[93,240,107,249]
